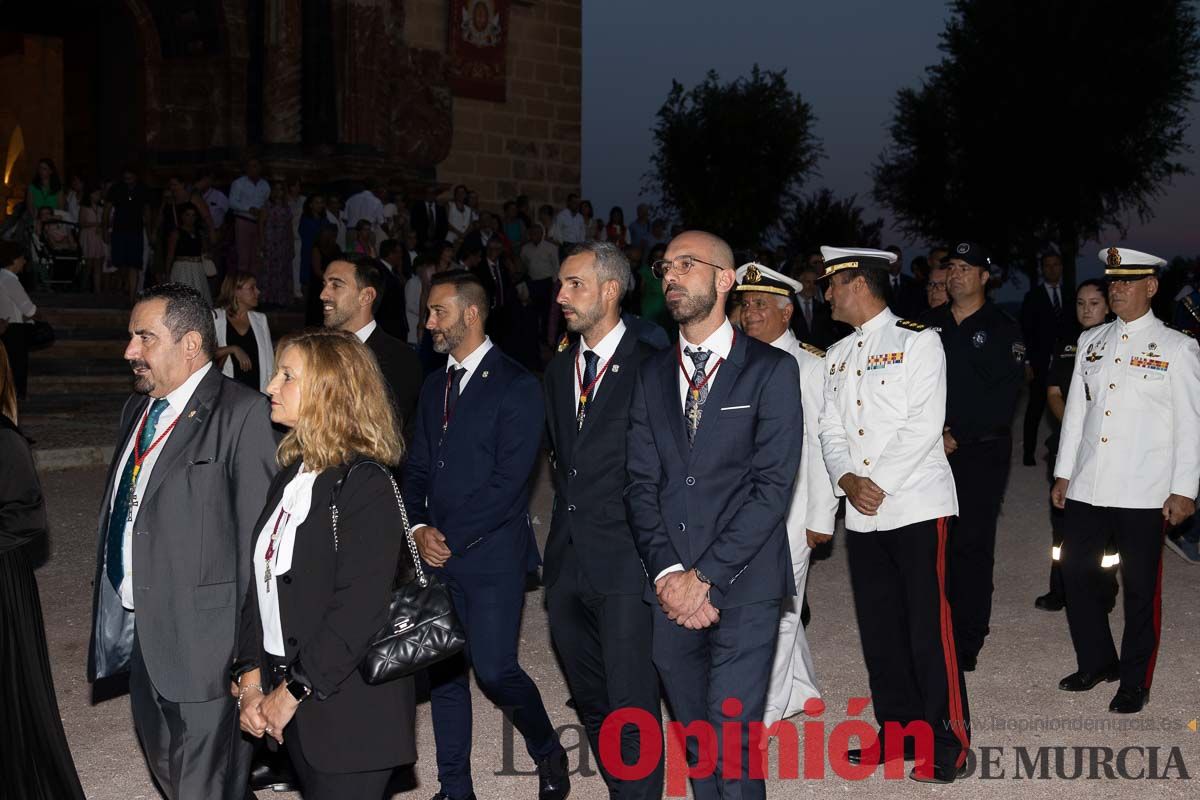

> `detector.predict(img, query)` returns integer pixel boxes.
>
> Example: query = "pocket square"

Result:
[720,404,751,411]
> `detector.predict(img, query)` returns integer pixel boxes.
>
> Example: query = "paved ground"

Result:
[33,416,1200,799]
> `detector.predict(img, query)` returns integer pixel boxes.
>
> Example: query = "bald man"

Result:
[626,231,803,800]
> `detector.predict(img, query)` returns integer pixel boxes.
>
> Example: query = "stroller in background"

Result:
[31,211,83,290]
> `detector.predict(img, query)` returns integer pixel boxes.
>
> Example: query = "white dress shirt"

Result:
[819,308,958,532]
[345,190,385,231]
[656,319,736,581]
[0,269,36,322]
[551,208,585,245]
[228,176,270,219]
[573,320,626,407]
[203,187,229,229]
[446,203,473,243]
[108,363,213,609]
[254,464,318,655]
[770,330,838,536]
[1055,311,1200,507]
[354,319,378,343]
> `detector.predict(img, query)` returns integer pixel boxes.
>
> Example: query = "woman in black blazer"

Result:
[232,329,415,799]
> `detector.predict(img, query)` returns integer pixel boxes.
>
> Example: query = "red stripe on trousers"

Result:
[935,517,970,767]
[1144,521,1167,688]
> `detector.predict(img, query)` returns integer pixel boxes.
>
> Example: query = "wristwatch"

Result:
[285,680,312,703]
[692,567,713,586]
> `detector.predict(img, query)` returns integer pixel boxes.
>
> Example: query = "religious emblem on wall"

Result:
[448,0,509,102]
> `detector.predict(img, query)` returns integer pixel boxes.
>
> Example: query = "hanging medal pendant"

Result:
[576,396,587,431]
[264,564,271,593]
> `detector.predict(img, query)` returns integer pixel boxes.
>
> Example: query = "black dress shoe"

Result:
[960,652,977,672]
[249,760,297,792]
[909,762,968,784]
[1109,687,1150,713]
[537,751,570,800]
[846,739,917,765]
[1035,592,1065,611]
[1058,664,1119,691]
[429,793,477,800]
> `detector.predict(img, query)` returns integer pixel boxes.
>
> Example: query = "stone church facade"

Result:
[0,0,581,208]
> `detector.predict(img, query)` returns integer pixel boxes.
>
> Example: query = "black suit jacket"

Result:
[236,458,416,773]
[410,202,448,248]
[886,272,927,319]
[625,331,803,608]
[365,326,422,434]
[375,260,409,344]
[791,296,838,349]
[544,327,658,595]
[1020,283,1075,375]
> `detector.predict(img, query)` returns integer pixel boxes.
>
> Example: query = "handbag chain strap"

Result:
[330,461,429,589]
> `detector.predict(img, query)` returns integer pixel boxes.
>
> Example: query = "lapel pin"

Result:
[187,410,196,419]
[611,364,620,373]
[481,370,490,379]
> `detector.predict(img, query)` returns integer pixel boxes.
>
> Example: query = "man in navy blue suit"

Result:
[404,270,568,800]
[626,231,803,800]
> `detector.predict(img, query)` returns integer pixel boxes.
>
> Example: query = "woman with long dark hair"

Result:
[25,158,64,213]
[0,342,87,799]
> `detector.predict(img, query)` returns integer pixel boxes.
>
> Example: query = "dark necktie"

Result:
[1050,285,1061,314]
[684,347,712,445]
[577,350,600,430]
[106,398,169,591]
[491,262,505,306]
[447,366,466,420]
[803,298,813,327]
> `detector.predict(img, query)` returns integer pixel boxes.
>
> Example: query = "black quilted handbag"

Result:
[330,461,466,685]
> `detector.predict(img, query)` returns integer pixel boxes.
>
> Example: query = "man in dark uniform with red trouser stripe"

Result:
[817,247,970,784]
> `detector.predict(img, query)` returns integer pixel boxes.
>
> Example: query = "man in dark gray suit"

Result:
[88,283,278,799]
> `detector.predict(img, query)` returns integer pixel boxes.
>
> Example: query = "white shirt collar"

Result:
[449,336,493,374]
[164,362,213,414]
[858,307,896,335]
[580,320,627,362]
[678,318,735,360]
[354,320,378,342]
[769,329,797,350]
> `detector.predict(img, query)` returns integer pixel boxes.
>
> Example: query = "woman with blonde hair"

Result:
[213,271,274,392]
[0,342,87,799]
[232,329,415,799]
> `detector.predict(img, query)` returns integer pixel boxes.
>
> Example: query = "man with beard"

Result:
[403,270,568,800]
[88,283,277,799]
[320,256,422,433]
[543,242,664,800]
[817,247,969,783]
[733,262,838,727]
[626,231,802,800]
[923,242,1025,672]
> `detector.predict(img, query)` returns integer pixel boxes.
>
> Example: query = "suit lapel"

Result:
[690,332,747,453]
[660,346,690,462]
[576,328,637,443]
[142,368,223,505]
[456,345,501,411]
[553,345,579,455]
[250,461,301,539]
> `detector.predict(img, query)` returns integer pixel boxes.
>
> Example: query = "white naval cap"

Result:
[734,262,803,297]
[1099,246,1167,279]
[817,246,897,280]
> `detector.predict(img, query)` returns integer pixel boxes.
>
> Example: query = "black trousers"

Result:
[946,437,1011,660]
[1023,372,1048,459]
[846,518,971,771]
[1,322,29,399]
[1062,501,1166,690]
[286,723,392,800]
[546,543,663,800]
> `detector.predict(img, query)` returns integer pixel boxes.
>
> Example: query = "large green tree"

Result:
[873,0,1200,285]
[645,66,822,250]
[781,188,885,255]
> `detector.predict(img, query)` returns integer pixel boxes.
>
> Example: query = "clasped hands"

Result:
[839,473,885,516]
[656,569,719,629]
[231,668,299,745]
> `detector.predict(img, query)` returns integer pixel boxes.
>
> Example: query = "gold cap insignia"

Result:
[1107,247,1121,268]
[745,264,761,284]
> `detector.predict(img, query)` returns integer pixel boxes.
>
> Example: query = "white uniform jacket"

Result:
[1054,311,1200,508]
[772,331,838,536]
[819,308,958,532]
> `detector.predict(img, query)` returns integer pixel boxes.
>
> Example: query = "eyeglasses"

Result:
[927,281,947,291]
[651,255,725,279]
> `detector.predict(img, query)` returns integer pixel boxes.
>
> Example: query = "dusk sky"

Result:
[580,0,1199,284]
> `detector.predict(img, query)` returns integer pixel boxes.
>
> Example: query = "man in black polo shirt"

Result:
[923,242,1025,671]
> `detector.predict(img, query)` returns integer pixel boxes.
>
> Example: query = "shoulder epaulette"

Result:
[896,319,928,332]
[800,342,826,358]
[1166,323,1197,339]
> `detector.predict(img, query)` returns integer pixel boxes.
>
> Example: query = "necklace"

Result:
[574,348,613,431]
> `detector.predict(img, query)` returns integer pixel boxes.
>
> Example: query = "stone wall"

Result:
[405,0,582,208]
